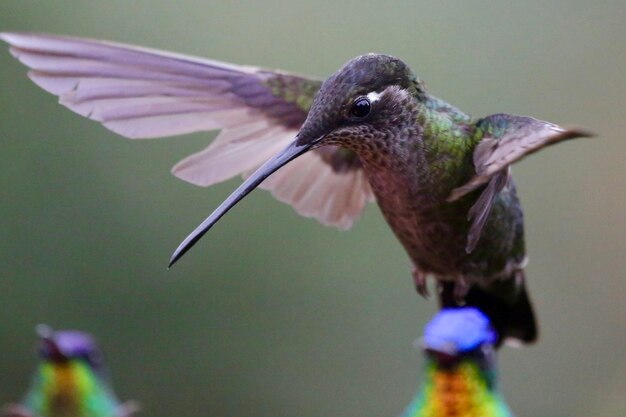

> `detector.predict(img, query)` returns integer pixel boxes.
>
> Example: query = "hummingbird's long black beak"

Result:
[168,137,318,268]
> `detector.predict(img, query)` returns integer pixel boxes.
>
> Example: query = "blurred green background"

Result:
[1,1,624,416]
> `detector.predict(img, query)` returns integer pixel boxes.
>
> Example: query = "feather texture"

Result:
[0,32,374,229]
[260,152,374,229]
[465,170,510,253]
[448,114,594,202]
[447,114,592,251]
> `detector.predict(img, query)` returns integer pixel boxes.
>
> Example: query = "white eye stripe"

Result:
[366,91,382,103]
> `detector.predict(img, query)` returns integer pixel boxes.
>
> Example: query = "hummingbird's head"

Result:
[296,54,425,151]
[421,308,497,370]
[168,54,425,266]
[36,325,105,370]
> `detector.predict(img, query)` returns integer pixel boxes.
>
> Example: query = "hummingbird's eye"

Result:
[351,97,371,118]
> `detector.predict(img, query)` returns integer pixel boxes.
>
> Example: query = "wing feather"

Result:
[449,114,593,201]
[448,113,594,251]
[1,32,375,228]
[173,125,292,186]
[260,152,374,229]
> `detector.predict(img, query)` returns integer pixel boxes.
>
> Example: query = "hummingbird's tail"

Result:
[439,274,538,346]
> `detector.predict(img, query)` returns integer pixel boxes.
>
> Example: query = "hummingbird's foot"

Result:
[412,266,430,298]
[453,277,470,304]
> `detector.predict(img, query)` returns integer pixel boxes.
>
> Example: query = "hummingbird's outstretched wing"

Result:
[448,113,593,252]
[0,32,373,229]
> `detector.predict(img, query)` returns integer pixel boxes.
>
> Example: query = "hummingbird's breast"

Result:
[414,361,508,417]
[361,148,521,280]
[365,161,525,282]
[31,361,117,417]
[352,96,523,280]
[358,138,455,270]
[366,165,468,275]
[38,362,81,417]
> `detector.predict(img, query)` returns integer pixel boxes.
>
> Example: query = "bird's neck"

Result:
[360,94,475,204]
[403,359,511,417]
[24,361,116,417]
[416,95,476,193]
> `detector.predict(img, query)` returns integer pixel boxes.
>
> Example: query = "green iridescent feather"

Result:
[401,308,514,417]
[401,360,512,417]
[22,361,120,417]
[264,73,322,113]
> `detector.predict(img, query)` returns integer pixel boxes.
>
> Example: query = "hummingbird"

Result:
[1,33,593,344]
[3,326,138,417]
[401,307,513,417]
